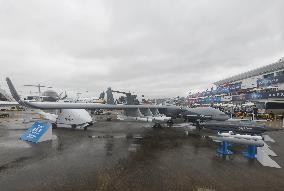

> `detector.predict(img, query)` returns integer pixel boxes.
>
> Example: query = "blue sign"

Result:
[196,90,284,104]
[242,90,284,101]
[20,121,51,143]
[229,82,242,92]
[196,96,221,104]
[216,82,242,94]
[213,96,222,103]
[257,76,284,87]
[216,86,230,94]
[267,90,284,98]
[232,94,246,101]
[245,92,266,100]
[257,78,275,87]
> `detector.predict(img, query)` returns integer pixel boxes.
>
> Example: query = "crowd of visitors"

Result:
[212,104,278,120]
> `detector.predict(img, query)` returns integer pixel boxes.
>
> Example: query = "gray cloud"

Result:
[0,0,284,98]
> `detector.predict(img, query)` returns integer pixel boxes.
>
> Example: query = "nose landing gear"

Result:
[153,122,162,128]
[166,119,174,127]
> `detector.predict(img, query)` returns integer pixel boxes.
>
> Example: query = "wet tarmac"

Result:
[1,112,284,191]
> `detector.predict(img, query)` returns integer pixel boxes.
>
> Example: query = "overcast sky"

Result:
[0,0,284,99]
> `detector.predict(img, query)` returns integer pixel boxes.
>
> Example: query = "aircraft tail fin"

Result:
[6,78,21,102]
[106,88,115,104]
[6,77,26,106]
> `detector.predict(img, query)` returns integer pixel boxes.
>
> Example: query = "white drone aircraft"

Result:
[4,78,230,130]
[4,78,177,130]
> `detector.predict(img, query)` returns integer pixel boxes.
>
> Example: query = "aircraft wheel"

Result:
[71,124,76,129]
[167,119,174,127]
[84,126,88,131]
[52,123,57,129]
[153,122,162,128]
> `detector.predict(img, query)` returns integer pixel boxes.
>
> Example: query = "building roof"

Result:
[214,58,284,86]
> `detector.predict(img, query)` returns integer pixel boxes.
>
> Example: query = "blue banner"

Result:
[267,91,284,98]
[239,90,284,101]
[196,96,221,104]
[229,82,242,92]
[216,82,242,94]
[195,90,284,104]
[213,96,222,103]
[232,94,246,101]
[245,92,267,100]
[257,76,284,87]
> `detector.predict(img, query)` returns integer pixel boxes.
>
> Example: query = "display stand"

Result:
[243,145,257,159]
[217,141,233,155]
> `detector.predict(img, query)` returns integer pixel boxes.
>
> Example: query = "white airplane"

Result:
[4,78,177,130]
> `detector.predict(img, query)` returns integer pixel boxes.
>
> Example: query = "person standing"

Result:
[253,106,258,120]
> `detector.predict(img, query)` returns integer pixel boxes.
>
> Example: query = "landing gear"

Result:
[52,123,57,129]
[243,145,257,159]
[71,124,76,129]
[84,126,88,131]
[153,122,162,128]
[217,141,233,156]
[195,120,201,131]
[167,119,174,127]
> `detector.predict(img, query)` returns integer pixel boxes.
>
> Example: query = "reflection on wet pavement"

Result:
[0,113,284,191]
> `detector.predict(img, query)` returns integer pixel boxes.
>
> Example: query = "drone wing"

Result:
[6,77,169,110]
